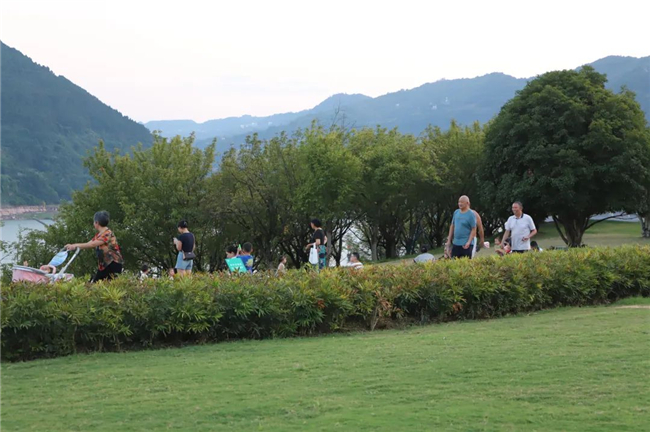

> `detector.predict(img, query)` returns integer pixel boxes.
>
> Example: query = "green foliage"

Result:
[350,127,435,259]
[0,42,152,205]
[420,121,489,247]
[13,135,217,275]
[483,67,650,246]
[3,245,649,361]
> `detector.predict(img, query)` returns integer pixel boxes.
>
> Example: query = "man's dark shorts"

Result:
[451,245,472,259]
[511,250,527,254]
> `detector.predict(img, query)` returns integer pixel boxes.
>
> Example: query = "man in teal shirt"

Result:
[445,195,477,259]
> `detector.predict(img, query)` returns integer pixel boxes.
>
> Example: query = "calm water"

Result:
[1,218,54,264]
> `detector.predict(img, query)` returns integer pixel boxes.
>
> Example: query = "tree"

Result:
[483,67,650,247]
[293,124,362,266]
[15,134,217,275]
[350,127,433,260]
[216,133,311,269]
[420,121,487,248]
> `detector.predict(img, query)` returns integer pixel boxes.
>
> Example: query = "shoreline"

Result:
[0,205,59,221]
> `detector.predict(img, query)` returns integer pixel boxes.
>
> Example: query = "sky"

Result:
[1,0,648,123]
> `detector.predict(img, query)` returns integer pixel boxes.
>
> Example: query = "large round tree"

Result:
[483,66,650,247]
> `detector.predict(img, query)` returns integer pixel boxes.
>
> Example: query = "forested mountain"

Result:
[2,41,647,207]
[146,55,650,150]
[1,42,153,205]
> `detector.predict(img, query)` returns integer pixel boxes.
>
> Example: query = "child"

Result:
[531,240,543,252]
[140,264,150,280]
[238,242,255,273]
[225,245,238,259]
[348,252,364,270]
[277,256,287,275]
[495,237,511,256]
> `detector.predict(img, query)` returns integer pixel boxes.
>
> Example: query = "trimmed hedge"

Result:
[2,246,649,361]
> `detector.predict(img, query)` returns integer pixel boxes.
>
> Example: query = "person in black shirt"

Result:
[173,220,195,275]
[305,218,327,270]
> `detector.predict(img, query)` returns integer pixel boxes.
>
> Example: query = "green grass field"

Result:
[2,299,649,432]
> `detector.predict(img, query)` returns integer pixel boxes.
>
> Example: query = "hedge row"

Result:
[2,246,649,361]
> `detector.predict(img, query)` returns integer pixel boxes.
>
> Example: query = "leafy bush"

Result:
[2,246,649,361]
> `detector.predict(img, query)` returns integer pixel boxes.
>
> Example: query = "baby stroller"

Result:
[11,248,80,283]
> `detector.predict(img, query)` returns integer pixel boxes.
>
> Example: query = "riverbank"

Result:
[0,205,59,221]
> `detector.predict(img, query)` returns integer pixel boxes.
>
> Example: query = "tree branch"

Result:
[584,212,626,230]
[552,215,569,245]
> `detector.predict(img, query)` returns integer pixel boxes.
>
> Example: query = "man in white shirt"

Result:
[502,201,537,253]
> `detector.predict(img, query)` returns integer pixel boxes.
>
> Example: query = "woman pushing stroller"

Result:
[65,211,124,282]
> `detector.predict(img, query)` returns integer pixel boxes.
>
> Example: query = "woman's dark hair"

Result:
[310,218,322,228]
[279,256,286,264]
[226,245,237,255]
[420,246,428,253]
[351,252,361,260]
[177,220,189,229]
[94,211,110,227]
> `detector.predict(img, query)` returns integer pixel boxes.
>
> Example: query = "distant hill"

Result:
[1,42,153,206]
[145,93,372,141]
[145,56,650,151]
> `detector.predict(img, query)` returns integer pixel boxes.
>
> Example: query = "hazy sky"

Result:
[1,0,647,123]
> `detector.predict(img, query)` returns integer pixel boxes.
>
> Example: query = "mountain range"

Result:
[146,55,650,150]
[0,42,153,205]
[1,40,648,206]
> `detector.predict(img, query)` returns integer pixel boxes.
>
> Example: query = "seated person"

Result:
[413,246,436,263]
[495,237,511,256]
[225,245,238,259]
[238,242,255,273]
[531,240,543,252]
[348,252,364,270]
[139,264,150,280]
[225,245,247,273]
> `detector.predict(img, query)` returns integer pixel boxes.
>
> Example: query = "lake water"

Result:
[1,218,54,264]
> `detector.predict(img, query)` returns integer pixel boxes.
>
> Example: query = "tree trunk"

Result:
[640,213,650,238]
[370,225,380,261]
[336,232,343,266]
[553,216,587,247]
[384,234,398,259]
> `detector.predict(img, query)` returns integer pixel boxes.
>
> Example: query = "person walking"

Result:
[65,210,123,282]
[174,220,195,275]
[467,199,486,258]
[502,201,537,253]
[445,195,477,259]
[306,218,327,270]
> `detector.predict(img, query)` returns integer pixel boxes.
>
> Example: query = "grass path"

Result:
[2,299,649,431]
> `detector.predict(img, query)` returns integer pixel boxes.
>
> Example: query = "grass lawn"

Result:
[2,299,649,431]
